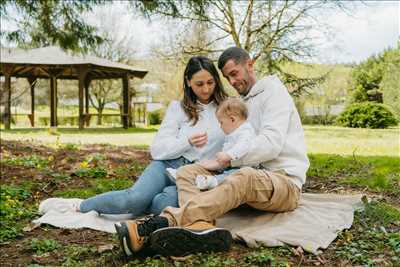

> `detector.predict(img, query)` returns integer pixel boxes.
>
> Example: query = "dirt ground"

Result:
[0,139,398,267]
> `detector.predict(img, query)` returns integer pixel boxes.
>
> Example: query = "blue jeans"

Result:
[79,157,191,216]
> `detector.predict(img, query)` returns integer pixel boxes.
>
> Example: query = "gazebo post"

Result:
[84,76,91,126]
[2,65,13,130]
[27,77,37,127]
[49,76,58,127]
[128,76,134,128]
[122,74,130,129]
[77,65,89,130]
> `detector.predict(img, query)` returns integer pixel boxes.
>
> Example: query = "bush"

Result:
[336,102,398,129]
[147,109,164,125]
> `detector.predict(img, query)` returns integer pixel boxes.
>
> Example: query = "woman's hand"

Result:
[188,132,208,148]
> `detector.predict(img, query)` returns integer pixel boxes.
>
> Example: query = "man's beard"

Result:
[238,69,251,96]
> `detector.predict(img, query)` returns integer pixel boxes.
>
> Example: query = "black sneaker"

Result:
[150,221,233,256]
[115,215,169,256]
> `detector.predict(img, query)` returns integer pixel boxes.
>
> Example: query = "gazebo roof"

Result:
[0,46,148,79]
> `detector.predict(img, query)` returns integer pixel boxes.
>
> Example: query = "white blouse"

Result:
[150,100,225,162]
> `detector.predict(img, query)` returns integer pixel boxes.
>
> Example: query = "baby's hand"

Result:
[198,159,223,171]
[216,152,232,167]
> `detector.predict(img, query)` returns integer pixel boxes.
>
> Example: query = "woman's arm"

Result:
[150,101,192,160]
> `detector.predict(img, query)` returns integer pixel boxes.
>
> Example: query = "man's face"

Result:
[221,59,252,96]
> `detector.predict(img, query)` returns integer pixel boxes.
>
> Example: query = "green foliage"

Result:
[0,185,33,242]
[308,154,400,195]
[1,0,105,52]
[30,238,60,255]
[1,155,50,168]
[59,143,80,151]
[74,167,107,179]
[335,201,400,266]
[381,46,400,120]
[336,102,397,129]
[363,201,400,226]
[55,177,132,199]
[147,109,165,125]
[64,244,97,262]
[244,250,276,265]
[350,53,385,103]
[349,47,400,106]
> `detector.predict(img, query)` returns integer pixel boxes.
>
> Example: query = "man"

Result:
[115,47,309,256]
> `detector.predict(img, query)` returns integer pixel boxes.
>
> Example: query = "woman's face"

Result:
[187,69,216,104]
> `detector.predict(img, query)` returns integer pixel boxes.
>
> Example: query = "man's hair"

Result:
[216,98,248,120]
[218,47,251,70]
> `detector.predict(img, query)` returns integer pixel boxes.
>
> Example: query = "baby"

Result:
[195,97,256,190]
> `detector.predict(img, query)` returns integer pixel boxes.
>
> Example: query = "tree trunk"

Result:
[97,109,103,125]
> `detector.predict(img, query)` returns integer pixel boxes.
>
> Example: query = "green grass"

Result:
[308,154,400,195]
[1,137,399,266]
[304,125,399,156]
[1,125,399,156]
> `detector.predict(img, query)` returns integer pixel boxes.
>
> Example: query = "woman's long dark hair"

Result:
[181,56,228,125]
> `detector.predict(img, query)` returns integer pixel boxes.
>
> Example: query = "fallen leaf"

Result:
[22,223,41,232]
[97,244,115,253]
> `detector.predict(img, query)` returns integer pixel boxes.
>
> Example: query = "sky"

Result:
[88,1,399,64]
[312,1,399,63]
[2,1,399,64]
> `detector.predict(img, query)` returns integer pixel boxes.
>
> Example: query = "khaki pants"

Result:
[161,164,301,227]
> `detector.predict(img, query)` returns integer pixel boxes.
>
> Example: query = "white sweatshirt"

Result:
[150,100,225,162]
[223,121,256,161]
[231,75,310,189]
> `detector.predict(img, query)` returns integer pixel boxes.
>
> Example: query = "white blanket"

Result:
[33,193,363,254]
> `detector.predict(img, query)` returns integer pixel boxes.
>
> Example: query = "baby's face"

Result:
[217,114,238,135]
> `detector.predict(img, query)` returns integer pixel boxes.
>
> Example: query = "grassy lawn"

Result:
[0,125,399,266]
[1,125,399,156]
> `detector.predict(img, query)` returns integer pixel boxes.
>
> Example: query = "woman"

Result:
[40,56,228,216]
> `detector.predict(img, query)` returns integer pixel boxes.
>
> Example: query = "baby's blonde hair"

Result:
[216,98,248,120]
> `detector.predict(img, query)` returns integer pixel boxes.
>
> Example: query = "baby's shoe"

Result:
[195,175,209,190]
[39,198,83,214]
[195,175,219,190]
[206,176,218,189]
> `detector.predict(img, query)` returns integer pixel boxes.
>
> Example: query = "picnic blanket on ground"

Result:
[33,193,363,254]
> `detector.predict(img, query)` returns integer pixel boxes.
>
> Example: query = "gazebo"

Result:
[0,46,148,129]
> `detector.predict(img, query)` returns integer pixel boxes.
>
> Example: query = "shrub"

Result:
[30,238,60,255]
[336,102,398,129]
[147,109,164,125]
[0,185,33,242]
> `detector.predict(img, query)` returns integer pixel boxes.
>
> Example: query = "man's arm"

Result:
[231,77,293,167]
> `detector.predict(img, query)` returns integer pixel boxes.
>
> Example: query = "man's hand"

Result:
[216,152,232,168]
[198,159,223,171]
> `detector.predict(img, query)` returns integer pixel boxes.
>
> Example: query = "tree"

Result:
[132,0,348,93]
[349,46,399,107]
[349,54,385,103]
[381,45,400,120]
[0,0,105,52]
[86,5,138,125]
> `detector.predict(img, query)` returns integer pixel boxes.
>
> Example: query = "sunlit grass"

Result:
[1,125,399,156]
